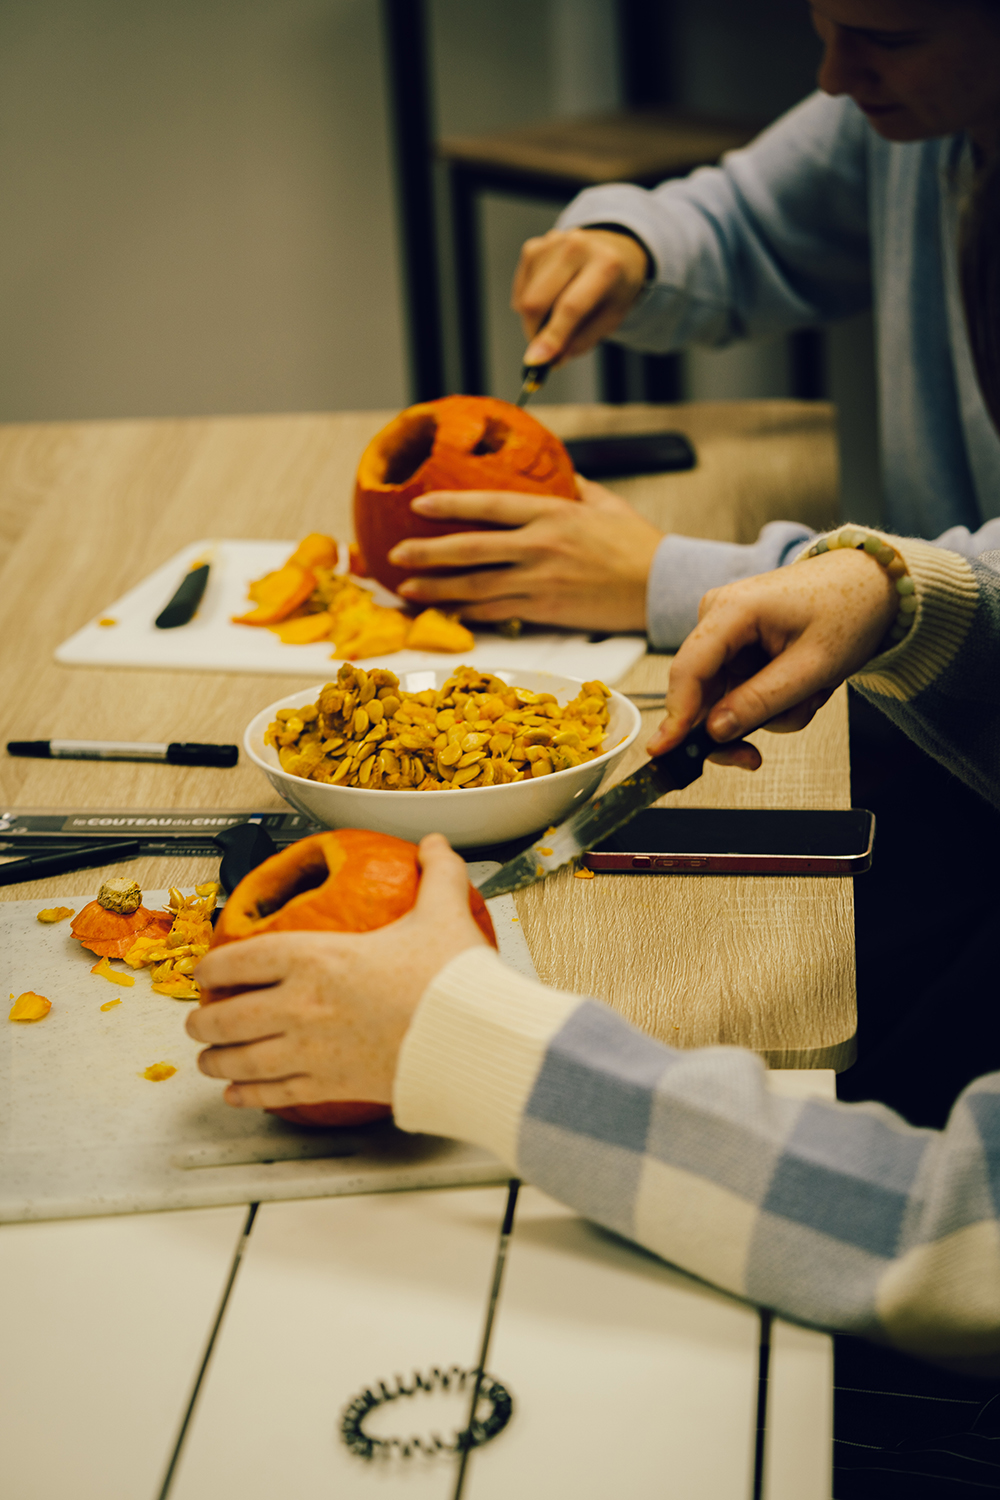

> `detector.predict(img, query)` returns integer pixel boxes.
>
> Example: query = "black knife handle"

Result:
[155,562,210,629]
[0,838,142,886]
[652,720,717,789]
[215,821,278,895]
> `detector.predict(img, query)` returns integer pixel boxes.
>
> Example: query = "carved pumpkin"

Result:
[354,395,577,595]
[206,829,497,1127]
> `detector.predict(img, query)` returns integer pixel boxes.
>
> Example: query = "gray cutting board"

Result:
[0,866,530,1223]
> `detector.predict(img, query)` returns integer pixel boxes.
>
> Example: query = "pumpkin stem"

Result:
[97,877,143,915]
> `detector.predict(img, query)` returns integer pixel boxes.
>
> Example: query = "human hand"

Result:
[646,546,898,763]
[512,228,650,366]
[186,834,489,1111]
[388,475,663,632]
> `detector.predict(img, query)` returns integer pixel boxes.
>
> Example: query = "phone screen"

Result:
[593,809,872,858]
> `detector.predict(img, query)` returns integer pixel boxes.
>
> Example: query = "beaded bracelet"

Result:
[800,526,917,646]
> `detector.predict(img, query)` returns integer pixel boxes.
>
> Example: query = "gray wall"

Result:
[0,0,408,421]
[0,0,883,526]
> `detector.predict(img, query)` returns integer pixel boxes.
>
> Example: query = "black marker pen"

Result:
[7,740,238,769]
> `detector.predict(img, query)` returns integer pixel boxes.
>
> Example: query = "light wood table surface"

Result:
[0,399,853,1067]
[0,406,840,1496]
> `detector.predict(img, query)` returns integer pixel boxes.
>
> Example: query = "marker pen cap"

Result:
[166,743,239,769]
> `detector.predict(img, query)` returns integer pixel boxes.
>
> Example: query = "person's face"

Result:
[811,0,1000,145]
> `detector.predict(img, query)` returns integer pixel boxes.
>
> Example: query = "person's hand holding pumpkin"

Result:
[389,474,664,632]
[186,834,489,1111]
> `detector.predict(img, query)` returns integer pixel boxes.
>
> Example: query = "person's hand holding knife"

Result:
[648,546,898,764]
[513,226,652,368]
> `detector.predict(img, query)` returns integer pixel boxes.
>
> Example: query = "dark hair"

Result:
[962,160,1000,433]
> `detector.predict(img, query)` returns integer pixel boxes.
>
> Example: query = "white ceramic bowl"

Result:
[244,668,642,849]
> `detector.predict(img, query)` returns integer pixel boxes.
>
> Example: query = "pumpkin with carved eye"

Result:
[204,828,497,1128]
[353,395,578,595]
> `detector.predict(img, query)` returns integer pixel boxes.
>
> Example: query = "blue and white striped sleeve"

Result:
[395,951,1000,1374]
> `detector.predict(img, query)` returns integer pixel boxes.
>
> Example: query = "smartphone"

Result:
[583,808,876,876]
[563,431,696,480]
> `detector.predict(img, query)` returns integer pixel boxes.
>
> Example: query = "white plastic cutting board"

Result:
[0,867,529,1223]
[55,539,647,682]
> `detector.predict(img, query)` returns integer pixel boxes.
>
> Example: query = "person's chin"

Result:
[856,103,931,142]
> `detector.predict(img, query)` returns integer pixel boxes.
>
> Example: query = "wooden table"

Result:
[0,401,842,1497]
[0,398,853,1069]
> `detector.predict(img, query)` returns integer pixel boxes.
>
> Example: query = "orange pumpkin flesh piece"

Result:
[232,561,316,626]
[207,830,496,1128]
[289,533,338,570]
[354,395,577,595]
[71,902,171,959]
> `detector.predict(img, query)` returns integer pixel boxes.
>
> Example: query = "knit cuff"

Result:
[393,947,584,1165]
[849,533,979,702]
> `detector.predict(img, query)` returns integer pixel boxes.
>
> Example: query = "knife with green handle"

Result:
[475,722,717,899]
[155,556,211,629]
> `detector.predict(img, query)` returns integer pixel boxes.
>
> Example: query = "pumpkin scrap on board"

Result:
[70,878,220,1000]
[233,532,474,661]
[204,828,496,1127]
[70,878,171,958]
[266,663,612,791]
[8,991,52,1022]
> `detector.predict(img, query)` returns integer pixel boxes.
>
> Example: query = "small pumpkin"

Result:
[354,395,577,595]
[71,878,171,959]
[206,829,496,1127]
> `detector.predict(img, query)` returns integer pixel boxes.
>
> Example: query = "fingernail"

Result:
[397,580,418,596]
[387,544,410,564]
[525,338,554,365]
[710,709,739,741]
[411,496,436,513]
[646,722,673,756]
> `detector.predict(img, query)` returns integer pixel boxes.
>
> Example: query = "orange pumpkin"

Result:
[206,829,496,1128]
[353,395,577,595]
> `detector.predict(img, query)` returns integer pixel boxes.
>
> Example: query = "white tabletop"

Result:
[1,1072,836,1499]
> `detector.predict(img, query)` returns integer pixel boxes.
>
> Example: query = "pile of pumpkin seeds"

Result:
[265,663,611,791]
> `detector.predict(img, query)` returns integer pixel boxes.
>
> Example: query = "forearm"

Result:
[646,522,816,649]
[395,949,1000,1371]
[556,92,871,355]
[646,517,1000,657]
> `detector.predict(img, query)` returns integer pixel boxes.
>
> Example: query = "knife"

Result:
[155,555,211,629]
[516,362,552,407]
[475,723,717,899]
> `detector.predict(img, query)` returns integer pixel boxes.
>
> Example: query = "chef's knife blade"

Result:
[475,723,717,899]
[155,560,211,629]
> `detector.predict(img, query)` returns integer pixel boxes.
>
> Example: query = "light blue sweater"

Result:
[558,92,1000,647]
